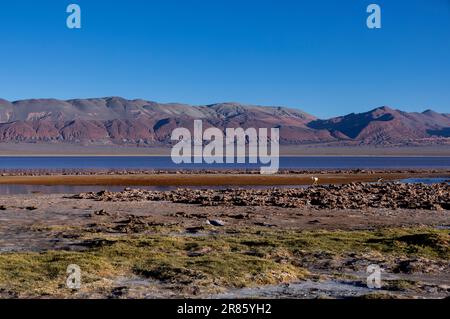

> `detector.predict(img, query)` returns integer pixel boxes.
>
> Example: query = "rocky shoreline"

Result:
[1,168,449,177]
[72,182,450,211]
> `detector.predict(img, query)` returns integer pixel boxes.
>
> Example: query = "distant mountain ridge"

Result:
[0,97,448,146]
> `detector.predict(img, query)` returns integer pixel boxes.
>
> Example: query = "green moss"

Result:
[0,250,117,296]
[357,292,400,299]
[384,279,420,292]
[0,226,448,297]
[225,226,449,259]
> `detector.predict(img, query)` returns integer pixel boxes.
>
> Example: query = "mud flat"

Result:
[0,181,449,299]
[0,169,449,187]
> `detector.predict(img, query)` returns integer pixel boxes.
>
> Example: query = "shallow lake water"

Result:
[0,156,448,170]
[0,156,448,195]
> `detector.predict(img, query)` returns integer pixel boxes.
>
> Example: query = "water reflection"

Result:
[399,177,450,185]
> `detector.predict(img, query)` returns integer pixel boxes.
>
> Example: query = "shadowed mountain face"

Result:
[0,98,448,146]
[308,106,450,144]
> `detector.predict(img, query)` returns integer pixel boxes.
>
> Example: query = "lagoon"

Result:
[0,156,448,170]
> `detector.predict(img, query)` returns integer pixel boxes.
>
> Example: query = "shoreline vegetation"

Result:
[0,169,449,299]
[1,226,449,299]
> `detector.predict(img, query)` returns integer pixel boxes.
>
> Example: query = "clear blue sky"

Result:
[0,0,449,118]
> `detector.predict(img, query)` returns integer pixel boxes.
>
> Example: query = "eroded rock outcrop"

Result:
[72,182,450,210]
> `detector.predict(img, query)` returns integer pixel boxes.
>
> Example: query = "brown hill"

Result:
[0,98,448,146]
[308,106,450,144]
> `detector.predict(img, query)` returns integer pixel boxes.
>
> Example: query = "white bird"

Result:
[377,178,384,183]
[311,176,319,185]
[206,219,225,227]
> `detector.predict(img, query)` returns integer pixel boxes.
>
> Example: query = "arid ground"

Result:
[0,170,449,299]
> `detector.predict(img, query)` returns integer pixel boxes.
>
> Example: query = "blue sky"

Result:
[0,0,449,118]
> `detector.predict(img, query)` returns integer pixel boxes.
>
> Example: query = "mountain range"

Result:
[0,97,448,147]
